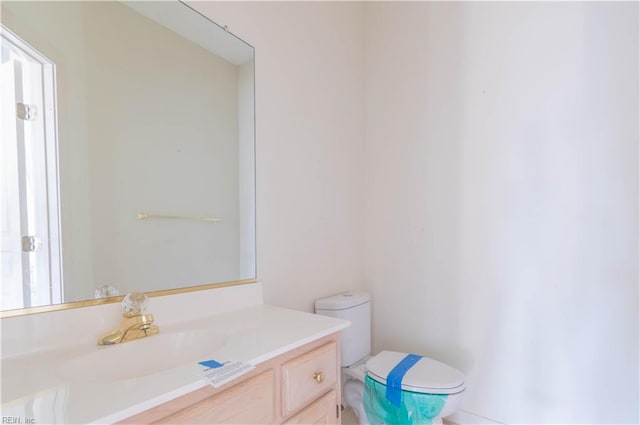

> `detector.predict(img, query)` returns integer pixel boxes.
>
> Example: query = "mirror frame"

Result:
[0,2,257,319]
[0,278,257,318]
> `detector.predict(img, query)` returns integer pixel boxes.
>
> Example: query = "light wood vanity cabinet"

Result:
[284,390,338,425]
[282,341,338,417]
[120,333,341,425]
[154,370,276,424]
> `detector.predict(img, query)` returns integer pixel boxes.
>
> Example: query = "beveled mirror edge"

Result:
[0,278,258,319]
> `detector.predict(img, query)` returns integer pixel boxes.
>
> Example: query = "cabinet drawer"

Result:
[155,370,276,424]
[281,341,337,417]
[284,389,338,425]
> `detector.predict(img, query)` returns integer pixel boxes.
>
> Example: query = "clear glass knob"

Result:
[121,292,148,317]
[94,284,120,299]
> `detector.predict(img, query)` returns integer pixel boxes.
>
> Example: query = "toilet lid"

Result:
[365,351,465,395]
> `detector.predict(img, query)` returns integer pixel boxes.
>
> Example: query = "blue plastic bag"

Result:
[363,375,447,425]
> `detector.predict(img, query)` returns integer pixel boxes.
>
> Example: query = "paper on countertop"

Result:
[197,359,255,388]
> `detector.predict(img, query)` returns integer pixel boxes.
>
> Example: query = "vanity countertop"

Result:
[0,304,350,424]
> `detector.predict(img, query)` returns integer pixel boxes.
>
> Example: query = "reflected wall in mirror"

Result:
[0,1,256,314]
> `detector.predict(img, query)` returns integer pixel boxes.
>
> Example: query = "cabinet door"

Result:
[284,390,338,425]
[282,342,337,417]
[155,370,276,424]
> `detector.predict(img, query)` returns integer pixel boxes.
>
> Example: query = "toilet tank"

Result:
[315,292,371,367]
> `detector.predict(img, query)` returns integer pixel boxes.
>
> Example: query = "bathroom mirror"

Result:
[0,1,256,316]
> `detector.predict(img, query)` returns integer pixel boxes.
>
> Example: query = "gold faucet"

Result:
[98,293,159,345]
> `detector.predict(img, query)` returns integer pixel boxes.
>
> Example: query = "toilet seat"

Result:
[365,351,465,395]
[343,355,371,382]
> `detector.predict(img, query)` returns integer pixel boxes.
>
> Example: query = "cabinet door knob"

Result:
[313,371,324,384]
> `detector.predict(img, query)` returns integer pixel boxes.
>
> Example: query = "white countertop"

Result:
[0,304,349,424]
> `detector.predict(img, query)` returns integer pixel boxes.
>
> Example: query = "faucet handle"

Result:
[121,292,149,317]
[95,284,120,299]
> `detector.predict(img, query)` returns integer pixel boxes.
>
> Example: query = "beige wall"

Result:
[194,2,638,423]
[365,2,638,423]
[190,2,367,312]
[3,2,244,300]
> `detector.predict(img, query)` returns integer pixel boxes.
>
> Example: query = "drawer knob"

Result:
[313,371,325,384]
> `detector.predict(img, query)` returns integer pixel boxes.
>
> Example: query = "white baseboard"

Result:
[447,410,502,425]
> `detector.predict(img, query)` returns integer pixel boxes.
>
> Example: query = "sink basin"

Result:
[57,329,227,383]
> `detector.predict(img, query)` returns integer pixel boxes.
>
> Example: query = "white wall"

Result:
[365,2,638,423]
[189,2,367,312]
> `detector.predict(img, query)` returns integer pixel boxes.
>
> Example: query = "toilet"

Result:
[315,292,465,425]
